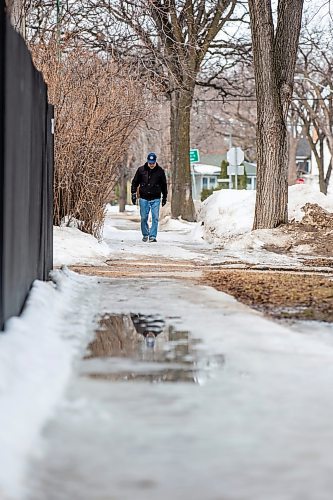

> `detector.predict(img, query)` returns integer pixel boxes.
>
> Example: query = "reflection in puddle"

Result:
[82,314,224,383]
[130,313,165,348]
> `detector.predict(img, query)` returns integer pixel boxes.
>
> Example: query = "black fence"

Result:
[0,4,54,329]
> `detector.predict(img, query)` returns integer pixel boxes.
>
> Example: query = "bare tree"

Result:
[293,23,333,194]
[248,0,304,229]
[293,91,333,194]
[84,0,243,221]
[26,6,148,237]
[287,108,304,185]
[118,101,171,212]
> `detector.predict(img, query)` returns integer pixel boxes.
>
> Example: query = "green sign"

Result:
[190,149,200,163]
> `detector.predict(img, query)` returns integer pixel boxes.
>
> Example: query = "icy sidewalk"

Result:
[103,206,212,263]
[26,277,333,500]
[0,270,101,500]
[3,204,332,499]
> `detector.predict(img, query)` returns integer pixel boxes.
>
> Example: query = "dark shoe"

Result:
[142,236,148,242]
[149,237,157,242]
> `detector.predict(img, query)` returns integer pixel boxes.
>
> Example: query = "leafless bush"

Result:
[31,41,147,238]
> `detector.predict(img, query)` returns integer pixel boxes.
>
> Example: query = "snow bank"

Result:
[288,184,333,221]
[160,215,194,232]
[0,269,99,500]
[198,184,333,244]
[54,226,110,266]
[198,189,255,241]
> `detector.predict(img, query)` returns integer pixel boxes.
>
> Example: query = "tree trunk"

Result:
[318,138,327,195]
[324,137,333,193]
[118,171,127,212]
[250,23,288,229]
[249,0,304,229]
[254,112,288,228]
[288,130,298,185]
[170,88,196,221]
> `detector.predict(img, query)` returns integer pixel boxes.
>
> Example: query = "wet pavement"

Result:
[27,278,333,500]
[82,313,224,383]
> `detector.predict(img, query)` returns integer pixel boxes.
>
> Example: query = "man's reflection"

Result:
[130,314,165,347]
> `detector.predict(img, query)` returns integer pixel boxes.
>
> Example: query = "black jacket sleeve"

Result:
[131,168,141,194]
[161,170,168,199]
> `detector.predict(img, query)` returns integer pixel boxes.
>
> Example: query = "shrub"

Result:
[31,42,146,238]
[201,187,215,201]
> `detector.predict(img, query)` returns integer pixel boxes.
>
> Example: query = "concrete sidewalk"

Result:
[26,276,333,500]
[23,210,333,500]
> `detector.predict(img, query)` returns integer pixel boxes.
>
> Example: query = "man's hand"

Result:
[131,194,137,205]
[162,198,167,207]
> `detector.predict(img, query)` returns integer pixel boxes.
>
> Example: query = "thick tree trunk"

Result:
[249,0,304,229]
[251,20,288,228]
[254,111,288,228]
[170,88,196,221]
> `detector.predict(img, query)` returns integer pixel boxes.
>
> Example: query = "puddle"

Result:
[81,313,224,383]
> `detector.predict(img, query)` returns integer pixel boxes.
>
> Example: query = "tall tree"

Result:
[248,0,304,229]
[94,0,239,221]
[293,23,333,194]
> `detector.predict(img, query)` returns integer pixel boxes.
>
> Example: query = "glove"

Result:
[162,198,167,207]
[131,193,137,205]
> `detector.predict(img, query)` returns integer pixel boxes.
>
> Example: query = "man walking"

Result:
[131,153,167,242]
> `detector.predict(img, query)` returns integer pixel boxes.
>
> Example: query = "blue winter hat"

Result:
[147,152,157,163]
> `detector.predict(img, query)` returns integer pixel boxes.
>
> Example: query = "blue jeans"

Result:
[139,198,161,238]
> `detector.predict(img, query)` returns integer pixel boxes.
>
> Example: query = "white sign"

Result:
[227,146,244,166]
[227,165,244,176]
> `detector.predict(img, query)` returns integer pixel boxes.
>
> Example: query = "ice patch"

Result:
[0,269,100,499]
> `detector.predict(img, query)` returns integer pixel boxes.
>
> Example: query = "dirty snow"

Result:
[102,208,210,262]
[53,227,110,267]
[0,270,99,500]
[195,185,333,264]
[198,184,333,244]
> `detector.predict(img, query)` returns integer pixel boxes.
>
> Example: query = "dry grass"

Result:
[203,269,333,322]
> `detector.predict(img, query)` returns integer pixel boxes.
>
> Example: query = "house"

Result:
[296,137,311,176]
[191,163,221,200]
[191,153,257,197]
[242,160,257,190]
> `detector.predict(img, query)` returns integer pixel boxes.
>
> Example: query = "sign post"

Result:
[227,147,244,189]
[190,149,200,200]
[189,149,200,163]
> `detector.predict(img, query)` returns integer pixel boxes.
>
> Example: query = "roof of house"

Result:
[192,163,221,176]
[243,160,256,176]
[196,154,257,176]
